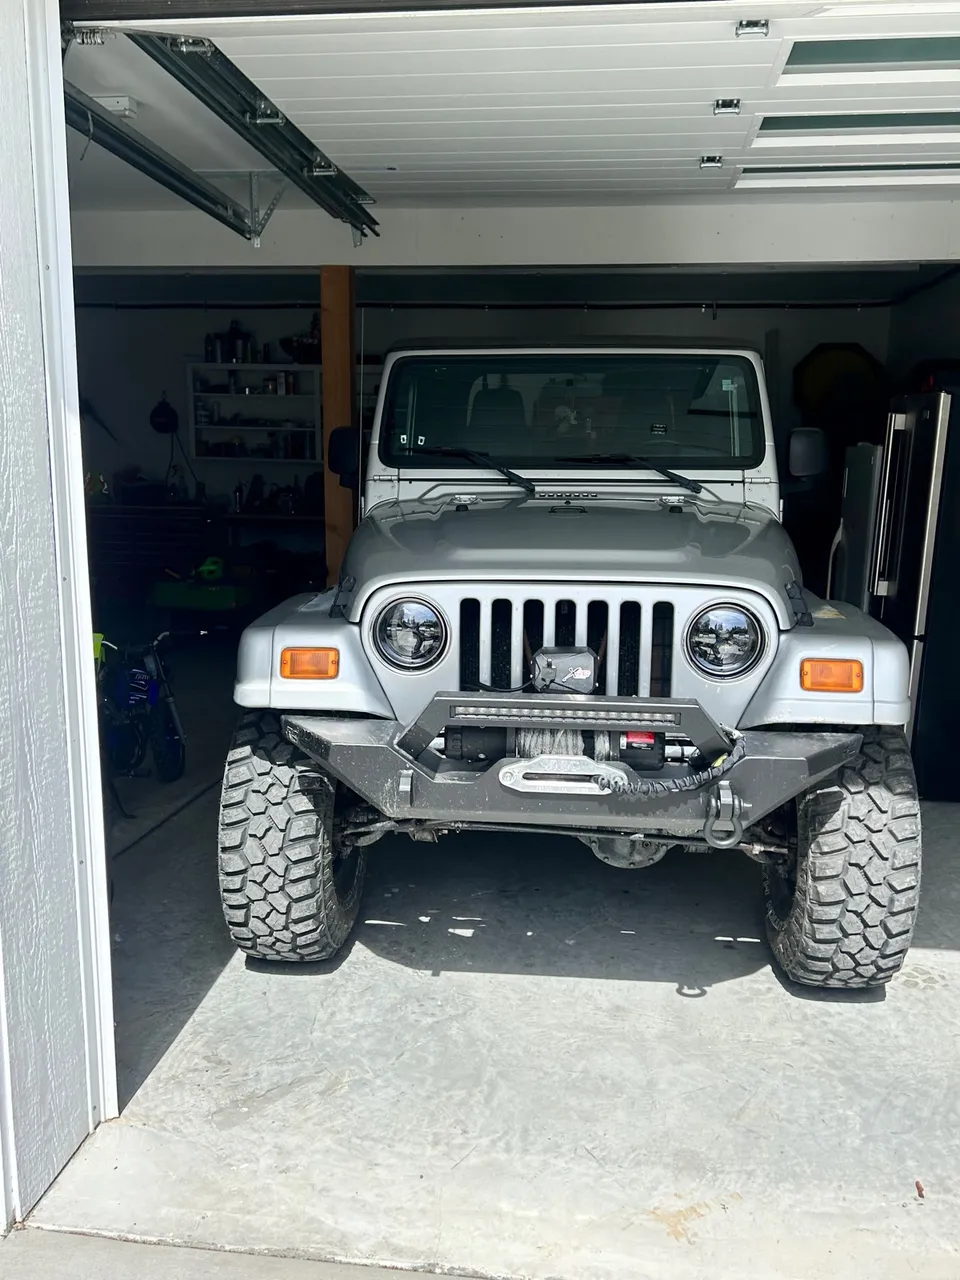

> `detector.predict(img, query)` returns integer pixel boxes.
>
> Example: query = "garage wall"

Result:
[70,201,960,272]
[77,300,891,489]
[888,272,960,379]
[76,306,322,494]
[358,305,893,438]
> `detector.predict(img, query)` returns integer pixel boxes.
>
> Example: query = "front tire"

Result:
[218,712,366,962]
[764,728,921,988]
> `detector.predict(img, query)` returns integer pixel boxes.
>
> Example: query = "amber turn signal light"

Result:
[800,659,863,693]
[280,647,339,679]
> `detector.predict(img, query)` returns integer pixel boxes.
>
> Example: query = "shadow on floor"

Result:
[354,831,772,991]
[111,790,235,1109]
[112,785,960,1109]
[113,797,773,1107]
[355,802,960,988]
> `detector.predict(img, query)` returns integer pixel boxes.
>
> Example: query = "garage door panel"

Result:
[70,0,960,220]
[372,182,731,198]
[336,137,751,159]
[300,105,763,131]
[212,19,767,58]
[270,71,773,109]
[289,94,771,120]
[352,157,737,171]
[312,121,752,142]
[237,45,777,82]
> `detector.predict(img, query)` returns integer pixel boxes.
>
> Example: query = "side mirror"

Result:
[788,427,828,479]
[327,425,360,487]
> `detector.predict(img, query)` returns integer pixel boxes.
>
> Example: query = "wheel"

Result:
[218,711,366,962]
[764,728,921,988]
[149,703,186,783]
[105,718,146,775]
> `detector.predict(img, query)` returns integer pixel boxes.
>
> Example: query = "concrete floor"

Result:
[0,1230,407,1280]
[29,793,960,1280]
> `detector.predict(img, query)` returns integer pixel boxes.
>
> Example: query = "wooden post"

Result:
[320,264,356,585]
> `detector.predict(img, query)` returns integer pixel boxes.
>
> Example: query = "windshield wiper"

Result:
[412,446,535,496]
[554,452,702,495]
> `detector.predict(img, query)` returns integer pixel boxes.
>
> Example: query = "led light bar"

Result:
[453,706,680,726]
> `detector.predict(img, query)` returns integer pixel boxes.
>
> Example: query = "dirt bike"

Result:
[95,631,187,787]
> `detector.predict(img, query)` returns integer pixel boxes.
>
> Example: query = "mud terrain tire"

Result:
[218,712,365,961]
[765,728,921,988]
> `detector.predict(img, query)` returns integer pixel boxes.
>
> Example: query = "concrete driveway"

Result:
[28,793,960,1280]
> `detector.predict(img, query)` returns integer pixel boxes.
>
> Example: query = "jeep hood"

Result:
[336,497,803,628]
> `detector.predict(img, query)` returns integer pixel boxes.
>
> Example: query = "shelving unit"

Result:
[187,362,322,464]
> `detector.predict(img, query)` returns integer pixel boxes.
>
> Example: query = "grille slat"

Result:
[458,591,675,696]
[509,600,525,689]
[605,603,621,696]
[575,601,589,647]
[638,601,654,697]
[478,598,493,687]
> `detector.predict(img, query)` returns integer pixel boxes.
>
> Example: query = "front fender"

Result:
[740,597,910,728]
[234,590,396,717]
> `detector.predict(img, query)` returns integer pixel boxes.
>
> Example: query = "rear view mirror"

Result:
[327,425,360,488]
[789,428,828,479]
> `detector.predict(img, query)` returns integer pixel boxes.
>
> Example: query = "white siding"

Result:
[0,0,116,1227]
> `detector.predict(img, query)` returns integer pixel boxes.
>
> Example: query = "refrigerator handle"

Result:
[871,412,904,599]
[826,522,842,599]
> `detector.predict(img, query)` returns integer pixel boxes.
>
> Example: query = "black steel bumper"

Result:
[282,694,862,839]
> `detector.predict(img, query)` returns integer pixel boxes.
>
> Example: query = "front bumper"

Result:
[282,693,861,839]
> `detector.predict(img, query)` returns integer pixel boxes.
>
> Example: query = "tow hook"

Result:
[703,780,746,849]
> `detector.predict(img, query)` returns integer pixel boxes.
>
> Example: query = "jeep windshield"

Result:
[380,352,763,472]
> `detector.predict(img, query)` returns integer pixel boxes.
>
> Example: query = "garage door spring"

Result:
[593,731,746,798]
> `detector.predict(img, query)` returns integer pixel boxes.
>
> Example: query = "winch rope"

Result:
[593,731,747,798]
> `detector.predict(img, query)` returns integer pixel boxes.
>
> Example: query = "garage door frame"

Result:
[0,0,117,1228]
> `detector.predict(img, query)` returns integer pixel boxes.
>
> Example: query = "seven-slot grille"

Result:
[458,594,674,696]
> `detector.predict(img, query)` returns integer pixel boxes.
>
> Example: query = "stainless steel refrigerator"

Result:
[830,392,956,799]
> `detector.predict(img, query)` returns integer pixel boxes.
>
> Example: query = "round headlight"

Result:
[686,605,764,678]
[374,598,447,670]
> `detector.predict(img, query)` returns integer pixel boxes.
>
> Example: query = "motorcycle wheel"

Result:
[107,721,147,775]
[149,703,186,783]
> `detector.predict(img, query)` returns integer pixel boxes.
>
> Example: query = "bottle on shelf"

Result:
[228,319,246,364]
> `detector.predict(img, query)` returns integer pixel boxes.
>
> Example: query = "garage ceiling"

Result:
[68,1,960,209]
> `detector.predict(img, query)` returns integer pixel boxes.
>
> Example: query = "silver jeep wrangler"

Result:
[219,345,921,988]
